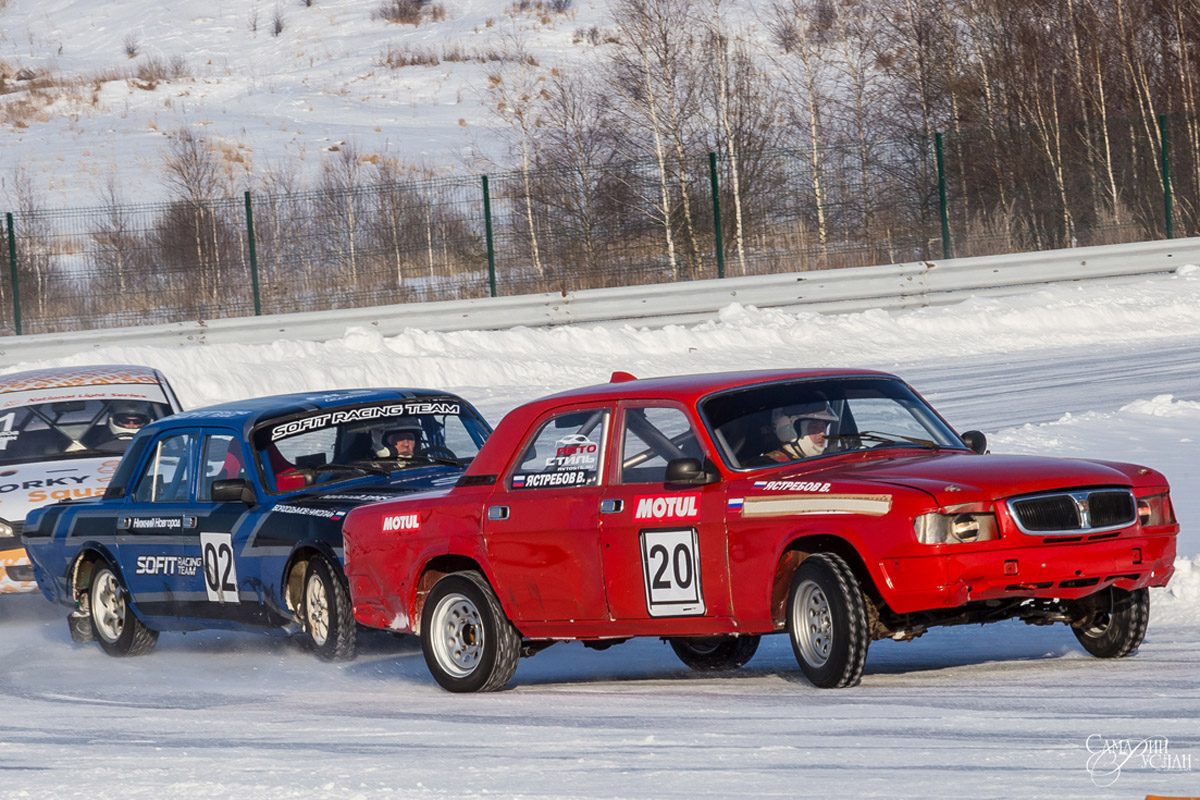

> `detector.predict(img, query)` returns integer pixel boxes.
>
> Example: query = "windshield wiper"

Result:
[830,431,941,450]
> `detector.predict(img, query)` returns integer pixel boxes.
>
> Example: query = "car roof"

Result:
[463,368,902,478]
[534,368,899,407]
[154,388,466,435]
[0,364,168,394]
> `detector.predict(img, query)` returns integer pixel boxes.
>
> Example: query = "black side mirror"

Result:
[665,457,720,485]
[212,478,257,504]
[961,430,988,455]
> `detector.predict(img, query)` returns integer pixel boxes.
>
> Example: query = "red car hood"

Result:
[801,452,1144,506]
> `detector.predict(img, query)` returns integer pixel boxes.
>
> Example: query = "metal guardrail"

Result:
[1,236,1196,368]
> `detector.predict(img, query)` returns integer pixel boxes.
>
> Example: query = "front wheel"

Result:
[421,572,520,693]
[668,635,760,671]
[89,563,158,657]
[786,553,869,688]
[302,556,356,662]
[1070,586,1149,658]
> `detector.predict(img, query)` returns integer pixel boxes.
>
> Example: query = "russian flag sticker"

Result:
[727,497,744,510]
[753,481,768,488]
[512,475,527,488]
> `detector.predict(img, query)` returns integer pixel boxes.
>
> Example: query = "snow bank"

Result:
[1153,556,1200,627]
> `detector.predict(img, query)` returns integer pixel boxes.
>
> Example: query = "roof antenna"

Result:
[609,371,637,383]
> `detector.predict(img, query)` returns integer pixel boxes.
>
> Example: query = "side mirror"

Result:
[665,457,720,485]
[212,478,257,504]
[961,430,988,455]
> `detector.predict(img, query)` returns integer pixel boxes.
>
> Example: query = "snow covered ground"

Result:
[3,272,1199,799]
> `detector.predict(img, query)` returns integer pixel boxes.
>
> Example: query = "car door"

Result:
[118,429,256,625]
[482,405,611,623]
[116,429,203,620]
[598,401,732,622]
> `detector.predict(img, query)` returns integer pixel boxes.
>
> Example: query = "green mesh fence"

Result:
[251,175,489,314]
[941,112,1198,255]
[0,115,1189,337]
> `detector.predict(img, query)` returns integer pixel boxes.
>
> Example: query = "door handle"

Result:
[600,498,623,514]
[487,505,509,521]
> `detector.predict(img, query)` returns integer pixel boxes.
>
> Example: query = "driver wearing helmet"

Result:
[764,402,839,462]
[374,418,423,460]
[84,400,153,452]
[108,401,152,439]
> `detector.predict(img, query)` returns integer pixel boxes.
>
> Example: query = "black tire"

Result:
[421,572,520,693]
[668,635,760,671]
[89,563,158,657]
[67,611,95,643]
[786,553,869,688]
[301,556,356,662]
[1070,586,1149,658]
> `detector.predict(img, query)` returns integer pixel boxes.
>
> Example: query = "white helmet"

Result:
[772,402,838,444]
[108,401,152,439]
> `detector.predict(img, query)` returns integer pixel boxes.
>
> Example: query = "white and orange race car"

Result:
[0,365,183,593]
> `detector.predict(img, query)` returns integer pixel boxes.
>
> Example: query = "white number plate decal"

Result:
[640,528,704,617]
[200,531,239,603]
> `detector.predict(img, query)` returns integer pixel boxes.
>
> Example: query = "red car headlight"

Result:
[914,504,999,545]
[1137,492,1175,526]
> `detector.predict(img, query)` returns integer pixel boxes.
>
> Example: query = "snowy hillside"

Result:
[0,0,613,207]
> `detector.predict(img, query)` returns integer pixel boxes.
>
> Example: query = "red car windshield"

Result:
[700,377,964,470]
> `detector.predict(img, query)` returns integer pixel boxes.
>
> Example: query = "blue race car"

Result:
[21,388,491,661]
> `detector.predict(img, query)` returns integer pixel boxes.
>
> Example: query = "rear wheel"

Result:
[89,563,158,657]
[421,572,520,693]
[302,556,356,662]
[786,553,869,688]
[668,635,760,671]
[1070,586,1149,658]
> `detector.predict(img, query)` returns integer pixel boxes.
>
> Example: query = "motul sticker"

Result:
[634,494,700,520]
[382,513,420,532]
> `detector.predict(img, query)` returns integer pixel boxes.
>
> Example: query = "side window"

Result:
[133,433,196,503]
[199,435,245,501]
[510,408,608,490]
[619,406,702,484]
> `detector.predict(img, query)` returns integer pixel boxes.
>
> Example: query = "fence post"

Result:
[708,152,726,280]
[5,212,19,336]
[935,132,951,259]
[481,175,497,298]
[1159,114,1173,240]
[244,191,263,315]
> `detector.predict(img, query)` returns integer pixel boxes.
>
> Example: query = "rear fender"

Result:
[411,542,505,637]
[282,541,343,617]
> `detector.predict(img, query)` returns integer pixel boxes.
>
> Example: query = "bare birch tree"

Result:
[484,35,547,280]
[767,0,833,263]
[608,0,706,280]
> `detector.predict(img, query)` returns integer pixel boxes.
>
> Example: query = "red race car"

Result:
[342,369,1178,692]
